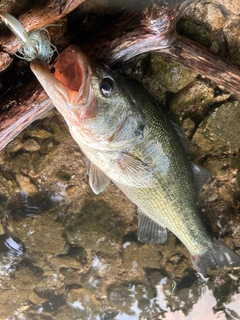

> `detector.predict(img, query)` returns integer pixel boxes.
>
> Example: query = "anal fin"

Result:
[138,209,167,244]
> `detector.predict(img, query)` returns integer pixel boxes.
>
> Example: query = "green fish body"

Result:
[31,45,240,275]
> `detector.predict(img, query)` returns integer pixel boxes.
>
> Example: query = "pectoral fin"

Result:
[116,152,149,175]
[138,209,168,244]
[87,161,110,194]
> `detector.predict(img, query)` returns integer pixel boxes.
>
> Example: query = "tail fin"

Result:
[191,240,240,276]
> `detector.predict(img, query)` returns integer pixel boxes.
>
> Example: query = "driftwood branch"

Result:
[1,0,240,150]
[0,81,53,150]
[0,0,191,149]
[160,35,240,96]
[84,0,193,64]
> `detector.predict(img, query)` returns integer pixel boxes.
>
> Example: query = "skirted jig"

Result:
[0,11,58,63]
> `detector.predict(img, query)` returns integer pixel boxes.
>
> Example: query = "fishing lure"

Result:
[0,11,58,63]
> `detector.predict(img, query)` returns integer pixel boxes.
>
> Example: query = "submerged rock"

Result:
[192,101,240,156]
[147,55,197,93]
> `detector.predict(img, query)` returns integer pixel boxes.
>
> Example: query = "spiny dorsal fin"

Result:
[138,209,168,244]
[87,160,110,195]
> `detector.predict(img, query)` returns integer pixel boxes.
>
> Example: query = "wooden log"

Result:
[0,81,53,150]
[1,0,240,149]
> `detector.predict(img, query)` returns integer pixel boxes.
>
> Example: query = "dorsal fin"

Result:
[171,120,189,154]
[171,120,212,192]
[191,162,212,192]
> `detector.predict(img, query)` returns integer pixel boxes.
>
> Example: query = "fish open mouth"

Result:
[53,50,83,92]
[30,45,89,108]
[51,45,89,103]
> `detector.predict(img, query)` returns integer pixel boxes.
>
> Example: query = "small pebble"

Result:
[23,138,41,151]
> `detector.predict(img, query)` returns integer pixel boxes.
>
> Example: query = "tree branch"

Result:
[1,0,240,150]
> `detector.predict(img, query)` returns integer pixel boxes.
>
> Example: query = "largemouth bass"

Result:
[31,45,240,275]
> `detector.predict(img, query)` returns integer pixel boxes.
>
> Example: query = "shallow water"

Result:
[0,185,239,319]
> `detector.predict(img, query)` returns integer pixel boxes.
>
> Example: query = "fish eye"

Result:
[100,78,114,97]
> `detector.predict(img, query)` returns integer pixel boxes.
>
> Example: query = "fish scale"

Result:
[113,102,212,255]
[31,45,240,275]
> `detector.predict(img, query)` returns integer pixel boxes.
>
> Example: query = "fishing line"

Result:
[15,26,58,63]
[0,11,58,64]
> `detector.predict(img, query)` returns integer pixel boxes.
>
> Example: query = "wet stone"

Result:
[16,174,38,195]
[122,241,162,271]
[192,101,240,156]
[205,3,226,29]
[165,254,190,278]
[10,152,32,174]
[5,138,23,153]
[169,79,230,121]
[65,185,76,196]
[11,212,68,255]
[223,18,240,66]
[0,263,43,320]
[41,113,70,142]
[26,128,54,139]
[179,18,214,48]
[29,152,52,177]
[29,142,62,177]
[122,233,190,279]
[147,55,197,93]
[66,192,135,255]
[0,171,15,198]
[51,247,88,270]
[203,154,238,180]
[59,268,80,285]
[66,288,102,318]
[28,291,47,305]
[0,223,5,235]
[218,184,235,204]
[23,138,41,151]
[181,118,196,138]
[212,0,240,16]
[107,281,158,318]
[232,226,240,248]
[39,138,59,155]
[34,271,66,297]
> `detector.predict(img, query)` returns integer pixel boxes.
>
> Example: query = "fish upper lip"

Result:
[30,45,89,107]
[30,59,70,105]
